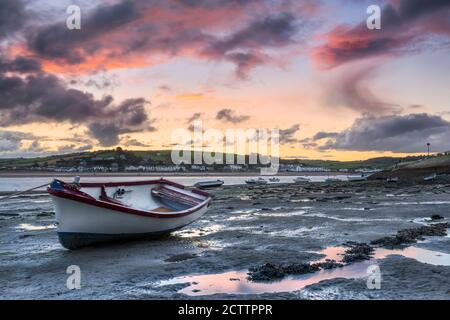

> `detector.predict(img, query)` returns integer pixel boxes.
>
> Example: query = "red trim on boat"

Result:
[78,178,187,189]
[47,179,211,219]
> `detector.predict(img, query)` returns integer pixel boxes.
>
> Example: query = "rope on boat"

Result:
[0,182,50,202]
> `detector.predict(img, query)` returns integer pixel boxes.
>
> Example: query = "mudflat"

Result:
[0,181,449,299]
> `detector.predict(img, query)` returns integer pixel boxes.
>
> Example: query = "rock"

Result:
[430,214,444,221]
[19,234,33,239]
[247,262,320,282]
[342,242,374,263]
[313,260,344,270]
[371,223,449,248]
[247,263,285,282]
[164,253,197,262]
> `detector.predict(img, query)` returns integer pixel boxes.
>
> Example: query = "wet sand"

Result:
[0,181,449,299]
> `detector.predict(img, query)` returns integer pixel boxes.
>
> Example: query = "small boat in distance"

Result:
[348,173,372,182]
[194,180,224,189]
[325,177,341,183]
[293,177,311,184]
[387,177,399,183]
[48,178,212,249]
[423,173,437,181]
[269,177,280,183]
[245,178,268,185]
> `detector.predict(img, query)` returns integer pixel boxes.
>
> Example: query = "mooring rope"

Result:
[0,182,50,202]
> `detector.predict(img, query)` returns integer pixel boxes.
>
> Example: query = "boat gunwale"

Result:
[47,179,212,219]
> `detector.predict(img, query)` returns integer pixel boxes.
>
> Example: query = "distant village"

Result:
[0,150,381,174]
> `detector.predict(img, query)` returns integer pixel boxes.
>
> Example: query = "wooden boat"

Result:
[423,173,437,181]
[293,177,311,184]
[47,178,212,249]
[324,177,340,183]
[194,180,224,189]
[348,173,372,182]
[245,178,268,185]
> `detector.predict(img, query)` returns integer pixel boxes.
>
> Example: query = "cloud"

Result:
[216,108,250,124]
[0,0,26,39]
[313,0,450,68]
[27,140,45,152]
[279,124,300,144]
[186,112,204,132]
[27,0,142,64]
[57,144,93,154]
[319,113,450,153]
[86,98,155,146]
[203,13,303,77]
[0,130,39,152]
[122,138,150,147]
[0,56,42,73]
[22,0,315,78]
[312,131,339,141]
[323,62,401,114]
[0,56,155,147]
[0,131,26,152]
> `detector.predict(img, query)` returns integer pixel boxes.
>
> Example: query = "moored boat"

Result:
[245,177,268,185]
[47,178,212,249]
[348,173,372,182]
[293,177,311,184]
[423,173,437,181]
[325,177,341,183]
[194,180,224,189]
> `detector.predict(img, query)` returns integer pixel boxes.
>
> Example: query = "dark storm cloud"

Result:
[319,113,450,153]
[0,0,27,39]
[207,13,299,55]
[86,98,155,146]
[57,144,93,153]
[186,112,203,132]
[122,138,150,147]
[314,0,450,68]
[27,0,141,63]
[0,55,154,147]
[205,13,301,77]
[279,124,300,144]
[0,56,42,73]
[24,0,312,78]
[0,130,33,152]
[216,109,250,124]
[383,0,450,27]
[312,131,338,141]
[324,63,402,114]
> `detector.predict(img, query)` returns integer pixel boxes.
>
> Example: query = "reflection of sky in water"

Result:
[315,246,450,266]
[157,245,450,296]
[159,262,372,296]
[173,224,224,238]
[0,175,352,192]
[303,213,402,223]
[16,223,56,231]
[379,201,450,206]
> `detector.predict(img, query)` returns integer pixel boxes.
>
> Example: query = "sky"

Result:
[0,0,449,160]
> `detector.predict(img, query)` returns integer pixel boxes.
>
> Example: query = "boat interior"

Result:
[51,180,209,213]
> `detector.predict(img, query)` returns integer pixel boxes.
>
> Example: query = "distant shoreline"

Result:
[0,171,350,178]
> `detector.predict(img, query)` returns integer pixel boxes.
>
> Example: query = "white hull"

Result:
[52,195,209,235]
[48,179,212,249]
